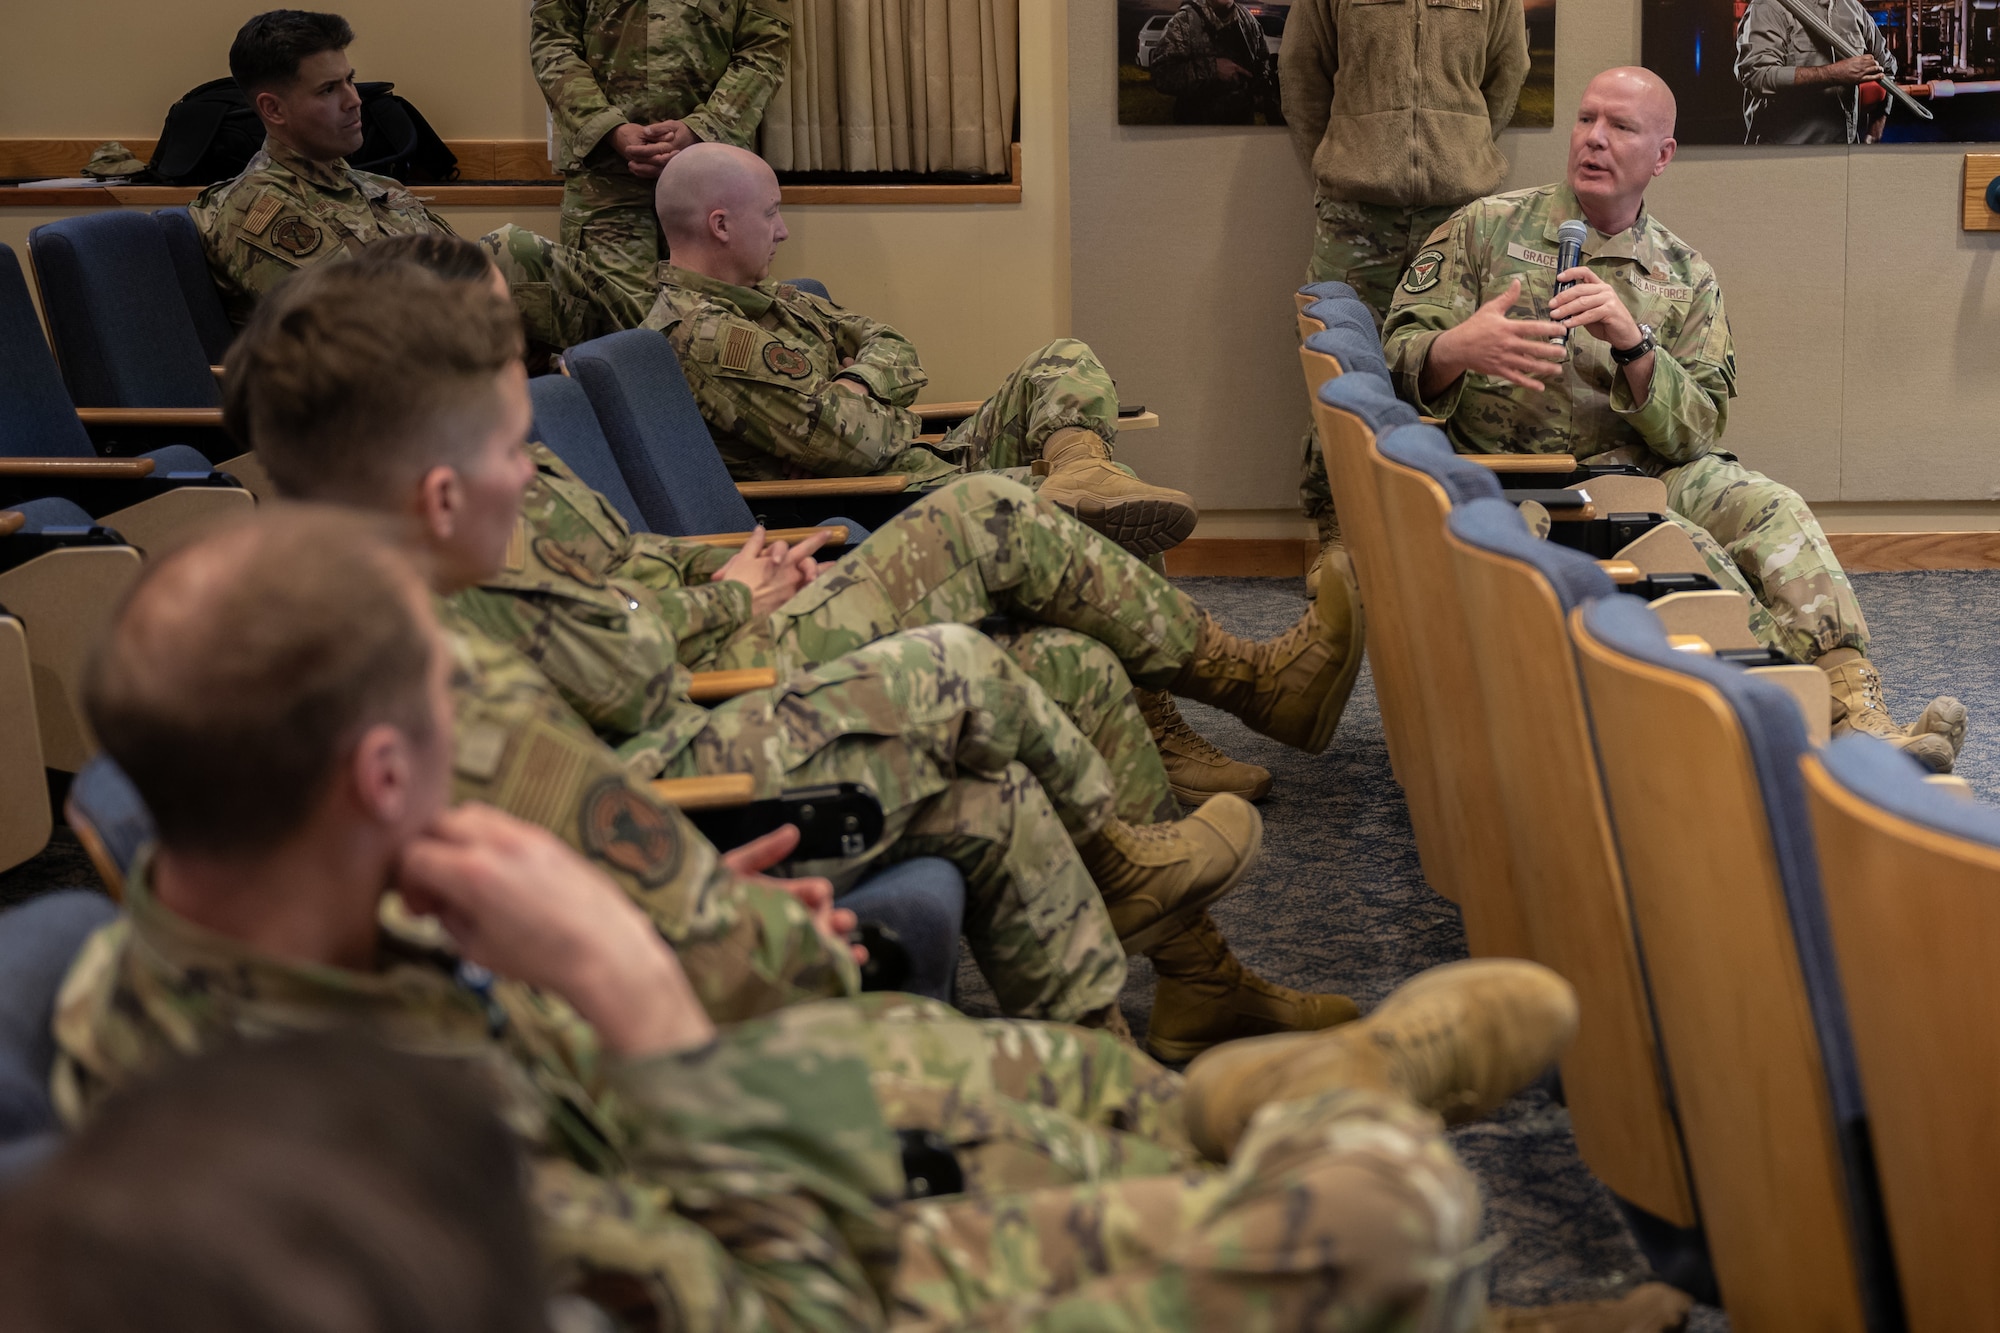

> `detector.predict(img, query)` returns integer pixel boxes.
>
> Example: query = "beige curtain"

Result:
[760,0,1018,176]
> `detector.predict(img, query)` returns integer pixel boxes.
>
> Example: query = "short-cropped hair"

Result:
[0,1034,549,1333]
[355,233,497,285]
[86,507,437,857]
[222,261,523,507]
[229,10,355,96]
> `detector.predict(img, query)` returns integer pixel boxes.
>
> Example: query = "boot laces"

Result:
[1852,664,1887,716]
[1144,695,1232,762]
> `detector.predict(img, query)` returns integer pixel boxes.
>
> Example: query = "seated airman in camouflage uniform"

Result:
[635,142,1287,811]
[224,260,1353,1050]
[1382,67,1968,771]
[530,0,791,310]
[347,236,1369,1060]
[50,511,1691,1330]
[191,12,636,350]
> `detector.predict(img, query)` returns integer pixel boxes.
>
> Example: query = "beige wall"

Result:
[0,0,1071,404]
[1069,0,2000,533]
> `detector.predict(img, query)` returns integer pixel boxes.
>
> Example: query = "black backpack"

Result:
[148,77,459,187]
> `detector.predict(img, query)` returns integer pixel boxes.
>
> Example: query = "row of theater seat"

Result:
[1299,279,2000,1333]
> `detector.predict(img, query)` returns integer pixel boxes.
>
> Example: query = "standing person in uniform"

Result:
[530,0,791,312]
[190,10,633,348]
[1736,0,1898,144]
[1280,0,1529,594]
[48,510,1692,1330]
[1381,65,1968,770]
[1148,0,1283,125]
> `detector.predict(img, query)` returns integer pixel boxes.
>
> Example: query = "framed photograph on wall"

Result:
[1117,0,1556,128]
[1644,0,2000,143]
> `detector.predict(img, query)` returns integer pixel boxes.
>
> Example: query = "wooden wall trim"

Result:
[0,138,1022,208]
[1162,533,2000,578]
[1964,153,2000,232]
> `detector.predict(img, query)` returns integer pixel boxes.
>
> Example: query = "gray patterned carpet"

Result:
[952,569,2000,1328]
[5,568,1987,1327]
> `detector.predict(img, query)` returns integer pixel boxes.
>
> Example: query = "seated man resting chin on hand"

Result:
[1382,64,1966,771]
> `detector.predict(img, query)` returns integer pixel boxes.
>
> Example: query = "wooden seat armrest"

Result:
[913,400,984,423]
[1420,416,1446,427]
[687,667,779,702]
[211,365,226,379]
[0,457,156,478]
[649,773,758,809]
[686,525,849,549]
[74,407,226,428]
[735,476,909,498]
[1666,634,1715,655]
[1466,454,1579,473]
[0,511,22,538]
[1598,560,1644,585]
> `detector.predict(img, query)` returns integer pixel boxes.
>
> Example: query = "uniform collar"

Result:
[259,134,366,194]
[122,852,493,1049]
[1540,182,1668,274]
[659,262,778,318]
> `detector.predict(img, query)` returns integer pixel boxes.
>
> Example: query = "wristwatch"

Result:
[1611,324,1656,365]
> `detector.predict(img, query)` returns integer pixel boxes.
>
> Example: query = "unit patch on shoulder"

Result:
[531,536,606,589]
[242,193,284,236]
[1403,249,1447,293]
[720,325,757,371]
[763,341,811,379]
[580,777,684,886]
[270,215,325,258]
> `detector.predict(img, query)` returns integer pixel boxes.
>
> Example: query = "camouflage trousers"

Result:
[477,224,643,350]
[559,164,663,318]
[671,994,1492,1329]
[934,338,1125,473]
[1300,197,1459,529]
[1658,454,1869,662]
[702,474,1195,822]
[662,623,1129,1024]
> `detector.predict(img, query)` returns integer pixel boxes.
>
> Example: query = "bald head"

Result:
[1568,66,1680,233]
[87,507,441,856]
[1588,66,1677,136]
[654,143,790,286]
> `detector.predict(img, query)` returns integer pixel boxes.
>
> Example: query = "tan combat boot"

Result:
[1304,509,1342,599]
[1143,912,1357,1063]
[1135,688,1273,805]
[1181,958,1578,1162]
[1486,1284,1694,1332]
[1078,796,1262,957]
[1034,426,1198,556]
[1820,647,1958,773]
[1168,547,1364,754]
[1910,694,1970,761]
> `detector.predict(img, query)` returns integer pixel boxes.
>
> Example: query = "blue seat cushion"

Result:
[1316,368,1421,436]
[1376,424,1503,508]
[139,444,220,477]
[1446,497,1616,613]
[67,756,155,882]
[1304,297,1379,341]
[0,245,98,461]
[1298,279,1361,305]
[10,498,97,533]
[1305,325,1391,385]
[780,277,831,301]
[529,373,651,531]
[0,891,118,1142]
[1822,732,2000,847]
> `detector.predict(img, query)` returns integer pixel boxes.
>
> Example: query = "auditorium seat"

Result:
[563,328,894,536]
[1572,594,1903,1333]
[1441,494,1704,1268]
[0,243,255,553]
[23,215,264,492]
[0,500,142,774]
[0,890,118,1187]
[779,277,831,300]
[0,593,51,875]
[1805,736,2000,1332]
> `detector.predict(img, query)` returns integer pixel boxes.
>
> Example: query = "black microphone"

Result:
[1552,218,1588,346]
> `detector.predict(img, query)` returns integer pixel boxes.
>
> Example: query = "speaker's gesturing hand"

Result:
[1425,279,1569,394]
